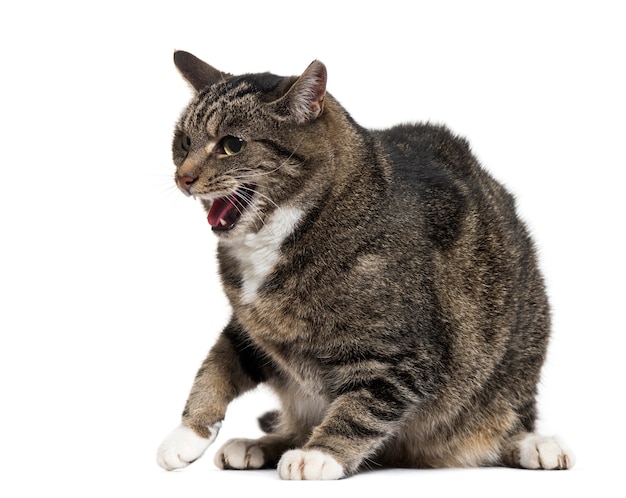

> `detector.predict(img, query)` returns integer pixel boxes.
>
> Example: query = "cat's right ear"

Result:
[173,51,230,92]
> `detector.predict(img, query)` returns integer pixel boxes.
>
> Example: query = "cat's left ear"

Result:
[272,60,327,123]
[173,51,230,92]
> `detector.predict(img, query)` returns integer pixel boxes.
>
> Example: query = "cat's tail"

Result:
[258,410,281,434]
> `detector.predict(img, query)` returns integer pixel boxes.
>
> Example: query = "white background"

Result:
[1,1,623,496]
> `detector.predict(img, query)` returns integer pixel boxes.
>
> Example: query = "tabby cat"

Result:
[157,51,574,479]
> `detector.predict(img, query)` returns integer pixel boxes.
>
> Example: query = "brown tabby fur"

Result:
[160,51,571,477]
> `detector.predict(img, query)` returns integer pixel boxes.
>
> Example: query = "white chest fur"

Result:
[224,207,304,305]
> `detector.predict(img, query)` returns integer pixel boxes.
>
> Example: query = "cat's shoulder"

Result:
[373,122,475,168]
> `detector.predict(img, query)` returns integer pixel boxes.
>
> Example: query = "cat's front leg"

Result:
[157,321,266,470]
[278,449,345,480]
[278,383,410,480]
[157,422,222,470]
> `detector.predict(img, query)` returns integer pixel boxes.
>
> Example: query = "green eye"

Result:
[222,136,246,156]
[181,134,192,152]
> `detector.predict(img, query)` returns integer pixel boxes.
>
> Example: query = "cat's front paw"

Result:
[215,438,266,470]
[517,434,575,470]
[157,422,221,471]
[277,449,345,480]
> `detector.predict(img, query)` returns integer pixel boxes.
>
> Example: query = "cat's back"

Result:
[374,122,519,249]
[375,122,505,199]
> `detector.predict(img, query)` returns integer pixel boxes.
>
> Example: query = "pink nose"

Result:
[178,175,197,193]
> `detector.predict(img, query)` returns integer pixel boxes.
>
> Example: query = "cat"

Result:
[157,51,574,479]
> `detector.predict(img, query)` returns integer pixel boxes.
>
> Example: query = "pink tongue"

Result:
[207,196,236,228]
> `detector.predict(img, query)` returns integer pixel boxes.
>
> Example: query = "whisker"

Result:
[232,193,266,229]
[195,135,308,230]
[224,164,285,181]
[222,135,307,181]
[149,175,183,199]
[238,184,280,211]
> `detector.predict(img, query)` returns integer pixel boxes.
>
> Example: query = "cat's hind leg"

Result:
[215,439,266,470]
[214,434,294,470]
[501,432,575,470]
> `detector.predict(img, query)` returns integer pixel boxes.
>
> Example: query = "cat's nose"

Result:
[178,175,197,194]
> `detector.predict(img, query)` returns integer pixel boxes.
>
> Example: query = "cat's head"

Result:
[172,51,328,238]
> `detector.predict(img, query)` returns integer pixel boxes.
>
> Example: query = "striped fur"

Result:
[157,51,574,478]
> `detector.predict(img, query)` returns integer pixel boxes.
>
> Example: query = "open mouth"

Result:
[207,184,256,232]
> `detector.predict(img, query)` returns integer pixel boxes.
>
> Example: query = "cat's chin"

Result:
[210,221,251,236]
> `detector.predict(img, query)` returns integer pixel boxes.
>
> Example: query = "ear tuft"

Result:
[173,51,229,92]
[281,60,327,123]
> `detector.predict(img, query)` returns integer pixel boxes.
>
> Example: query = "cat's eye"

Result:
[181,134,192,152]
[220,136,246,156]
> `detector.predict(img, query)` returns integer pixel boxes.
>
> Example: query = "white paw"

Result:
[517,434,575,470]
[157,422,221,471]
[214,438,266,470]
[277,449,345,480]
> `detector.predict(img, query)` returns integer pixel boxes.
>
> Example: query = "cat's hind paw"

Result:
[215,438,266,470]
[157,423,220,471]
[277,449,345,480]
[516,434,575,470]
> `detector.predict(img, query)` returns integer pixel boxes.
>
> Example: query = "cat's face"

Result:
[172,52,327,238]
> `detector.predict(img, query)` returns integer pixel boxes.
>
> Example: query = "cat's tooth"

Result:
[220,218,228,226]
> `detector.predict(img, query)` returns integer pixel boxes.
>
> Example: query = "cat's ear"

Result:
[272,60,327,123]
[173,51,229,92]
